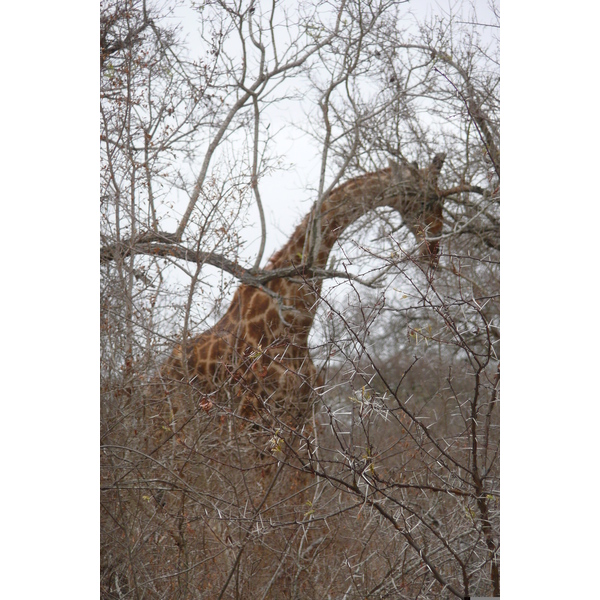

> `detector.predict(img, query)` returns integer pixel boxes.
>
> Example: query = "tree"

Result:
[101,0,499,597]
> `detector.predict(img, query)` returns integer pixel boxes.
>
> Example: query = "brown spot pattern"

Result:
[158,159,445,426]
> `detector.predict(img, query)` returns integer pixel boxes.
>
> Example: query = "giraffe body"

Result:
[160,156,446,426]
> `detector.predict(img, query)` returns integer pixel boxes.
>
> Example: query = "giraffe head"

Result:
[386,153,446,263]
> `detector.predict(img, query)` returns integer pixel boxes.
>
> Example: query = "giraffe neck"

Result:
[252,167,403,343]
[213,159,443,348]
[267,167,397,273]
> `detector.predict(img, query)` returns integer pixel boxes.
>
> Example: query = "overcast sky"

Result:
[168,0,499,268]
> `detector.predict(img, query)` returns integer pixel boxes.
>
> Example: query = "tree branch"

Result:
[100,236,378,288]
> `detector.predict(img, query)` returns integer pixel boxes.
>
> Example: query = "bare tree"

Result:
[101,1,499,598]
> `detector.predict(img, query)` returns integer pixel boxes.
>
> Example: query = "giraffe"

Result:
[157,154,446,432]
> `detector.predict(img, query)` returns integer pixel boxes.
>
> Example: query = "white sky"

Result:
[168,0,499,269]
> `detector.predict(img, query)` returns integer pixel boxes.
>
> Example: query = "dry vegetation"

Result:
[101,1,499,597]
